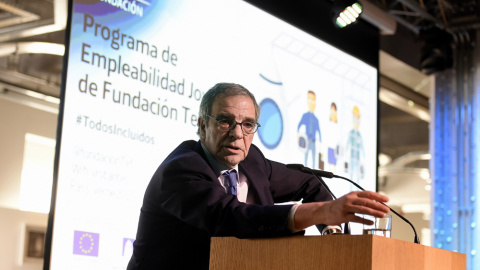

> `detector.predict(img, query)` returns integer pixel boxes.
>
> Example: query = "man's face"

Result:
[353,115,360,130]
[307,93,316,113]
[330,105,337,123]
[353,109,360,130]
[199,94,256,169]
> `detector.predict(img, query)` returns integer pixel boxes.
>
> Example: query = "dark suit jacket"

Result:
[127,140,331,270]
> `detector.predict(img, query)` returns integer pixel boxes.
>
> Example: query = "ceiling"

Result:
[0,0,476,209]
[370,0,480,33]
[0,0,65,100]
[2,0,478,100]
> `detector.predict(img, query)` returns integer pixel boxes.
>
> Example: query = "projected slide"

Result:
[48,0,377,269]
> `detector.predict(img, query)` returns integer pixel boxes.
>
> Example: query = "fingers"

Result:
[348,214,375,225]
[357,190,389,203]
[346,191,390,218]
[352,198,389,214]
[313,191,391,226]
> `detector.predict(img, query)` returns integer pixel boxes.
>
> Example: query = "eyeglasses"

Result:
[207,115,261,134]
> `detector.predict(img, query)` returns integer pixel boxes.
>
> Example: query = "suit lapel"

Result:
[239,162,274,205]
[193,140,218,180]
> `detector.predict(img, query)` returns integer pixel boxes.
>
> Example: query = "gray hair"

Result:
[197,83,260,135]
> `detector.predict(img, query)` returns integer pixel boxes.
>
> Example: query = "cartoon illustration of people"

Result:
[345,105,365,187]
[326,102,340,172]
[297,90,322,169]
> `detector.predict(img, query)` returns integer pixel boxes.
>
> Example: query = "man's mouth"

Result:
[225,145,241,151]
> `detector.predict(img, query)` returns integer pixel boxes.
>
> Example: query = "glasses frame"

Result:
[206,115,261,134]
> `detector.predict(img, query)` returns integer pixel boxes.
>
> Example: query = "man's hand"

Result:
[293,191,390,231]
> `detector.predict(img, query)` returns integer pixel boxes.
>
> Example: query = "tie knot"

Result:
[223,169,236,176]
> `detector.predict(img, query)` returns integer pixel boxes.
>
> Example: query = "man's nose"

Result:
[229,123,244,139]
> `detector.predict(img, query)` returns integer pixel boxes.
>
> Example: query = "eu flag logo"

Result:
[73,230,99,256]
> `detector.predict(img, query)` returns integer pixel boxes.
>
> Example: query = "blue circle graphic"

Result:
[258,98,283,149]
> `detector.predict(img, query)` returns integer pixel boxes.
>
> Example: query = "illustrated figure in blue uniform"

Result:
[345,105,365,186]
[297,90,322,168]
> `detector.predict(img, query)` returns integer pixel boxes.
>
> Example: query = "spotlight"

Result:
[332,0,363,28]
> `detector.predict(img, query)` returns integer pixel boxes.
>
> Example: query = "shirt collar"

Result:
[200,142,239,177]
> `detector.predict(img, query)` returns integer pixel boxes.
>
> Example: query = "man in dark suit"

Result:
[127,83,389,270]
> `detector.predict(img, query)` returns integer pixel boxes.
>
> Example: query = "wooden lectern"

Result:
[210,235,466,270]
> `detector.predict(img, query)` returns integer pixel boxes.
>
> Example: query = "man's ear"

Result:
[198,117,206,140]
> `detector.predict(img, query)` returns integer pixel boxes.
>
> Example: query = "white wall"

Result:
[0,97,57,270]
[0,207,48,270]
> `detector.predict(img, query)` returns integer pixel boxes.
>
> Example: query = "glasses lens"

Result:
[217,119,232,130]
[242,122,256,133]
[211,115,258,134]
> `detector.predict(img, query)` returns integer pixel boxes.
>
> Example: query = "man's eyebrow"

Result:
[216,113,256,122]
[215,113,232,119]
[243,117,256,122]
